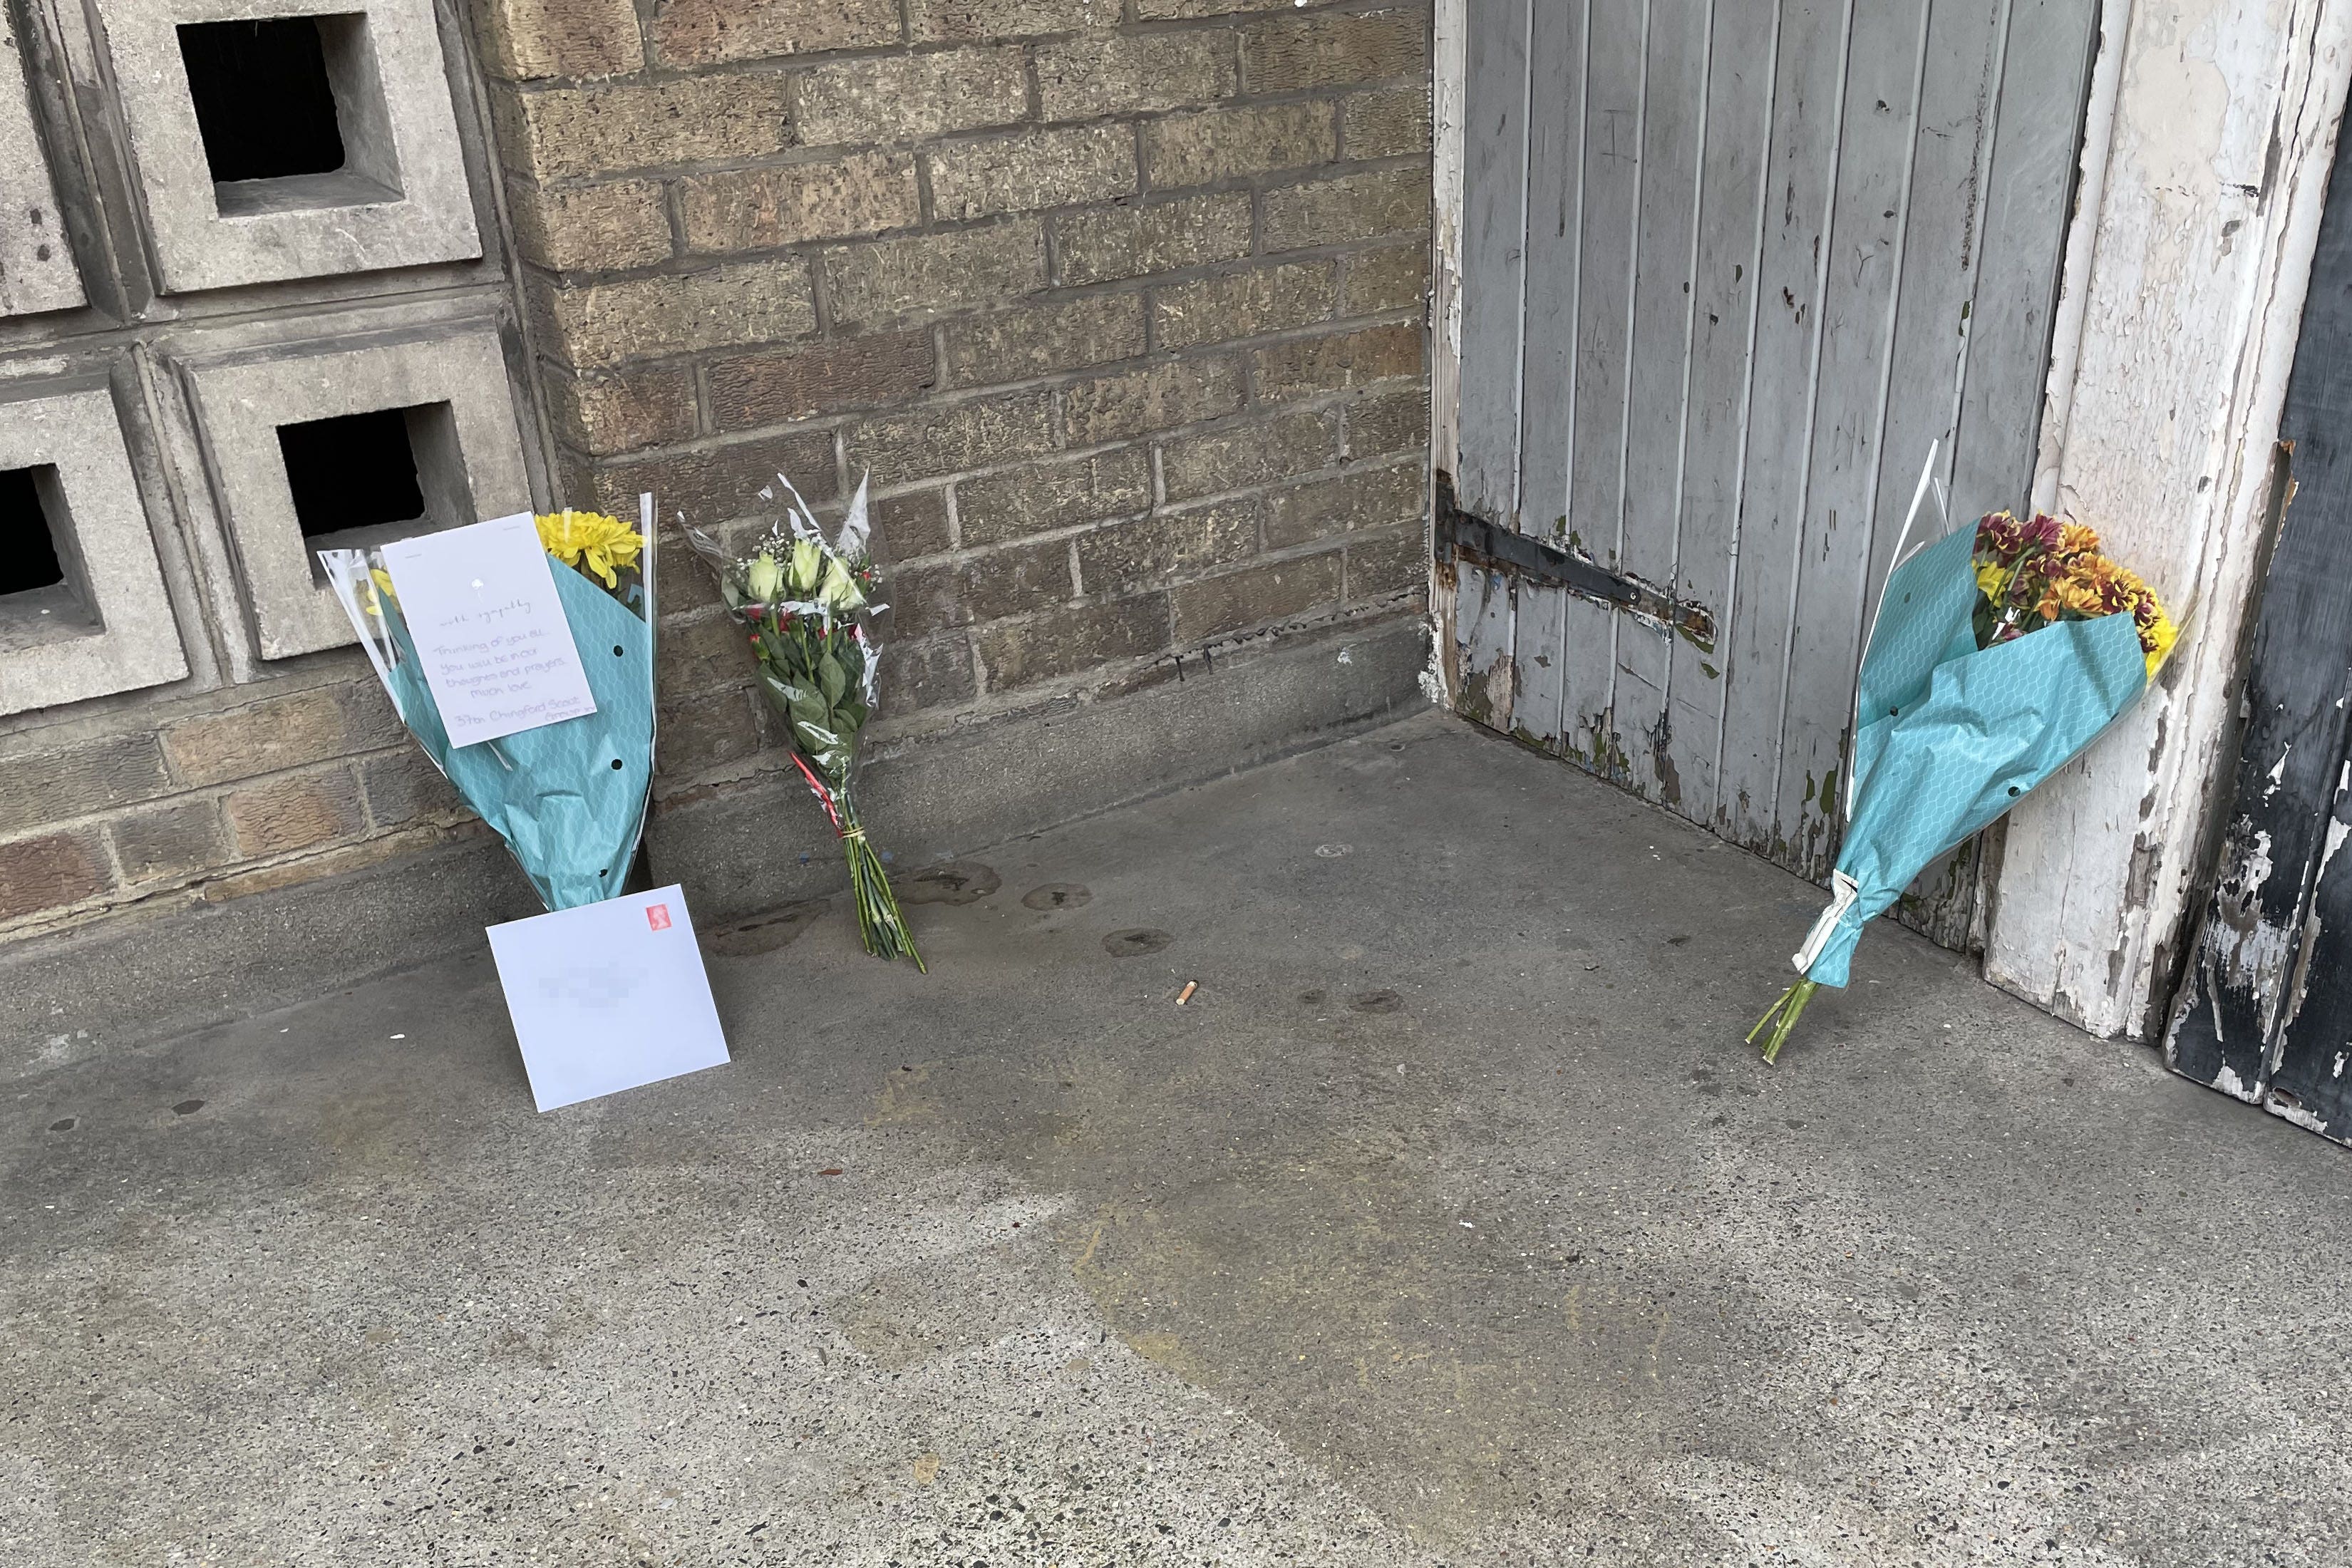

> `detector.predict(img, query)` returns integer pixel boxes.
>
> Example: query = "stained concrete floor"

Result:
[6,710,2352,1568]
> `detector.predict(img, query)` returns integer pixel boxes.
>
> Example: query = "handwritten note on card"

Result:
[382,514,598,748]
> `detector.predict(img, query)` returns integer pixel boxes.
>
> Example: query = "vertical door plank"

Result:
[1949,0,2100,520]
[1872,0,2009,945]
[1770,0,1931,880]
[1455,562,1520,733]
[1927,0,2098,957]
[1517,1,1590,545]
[1714,0,1853,852]
[1863,0,2004,626]
[1664,0,1777,826]
[1616,0,1711,808]
[1457,0,1534,521]
[1510,582,1571,750]
[1562,0,1646,779]
[1509,3,1587,754]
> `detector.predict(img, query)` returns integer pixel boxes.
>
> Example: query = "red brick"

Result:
[706,332,937,430]
[1170,550,1343,639]
[1346,524,1425,600]
[654,0,899,66]
[890,538,1073,636]
[1076,502,1258,597]
[976,594,1170,689]
[592,429,839,525]
[872,489,954,561]
[224,770,366,858]
[0,830,109,921]
[108,800,226,884]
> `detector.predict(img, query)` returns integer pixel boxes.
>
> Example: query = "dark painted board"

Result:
[2166,110,2352,1140]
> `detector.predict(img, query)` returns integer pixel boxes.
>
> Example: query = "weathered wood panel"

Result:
[2165,110,2352,1135]
[1512,0,1587,751]
[1714,0,1854,855]
[1561,0,1646,779]
[1616,0,1710,805]
[1770,0,1931,877]
[1664,0,1778,825]
[1455,0,1532,526]
[1453,559,1517,732]
[1443,0,2095,954]
[1870,0,2009,947]
[1515,0,1585,547]
[1988,0,2352,1038]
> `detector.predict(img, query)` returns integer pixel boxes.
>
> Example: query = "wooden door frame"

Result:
[1986,0,2352,1038]
[1432,0,2352,1041]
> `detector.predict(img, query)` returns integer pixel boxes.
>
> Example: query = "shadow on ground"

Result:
[6,711,2348,1566]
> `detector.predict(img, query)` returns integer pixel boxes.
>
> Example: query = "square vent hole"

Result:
[0,465,99,652]
[279,403,471,570]
[178,16,403,216]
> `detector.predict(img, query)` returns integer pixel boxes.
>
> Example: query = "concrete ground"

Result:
[5,711,2350,1568]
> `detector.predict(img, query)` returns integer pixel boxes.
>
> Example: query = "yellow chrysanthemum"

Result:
[2050,572,2113,619]
[2143,609,2179,679]
[2057,522,2102,557]
[536,510,644,589]
[1975,561,2011,604]
[361,567,399,619]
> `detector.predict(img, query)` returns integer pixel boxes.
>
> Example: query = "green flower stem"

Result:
[837,811,923,971]
[1746,978,1820,1066]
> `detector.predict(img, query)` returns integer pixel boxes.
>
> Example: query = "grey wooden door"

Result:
[1447,0,2098,939]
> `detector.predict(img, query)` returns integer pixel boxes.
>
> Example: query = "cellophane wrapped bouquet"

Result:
[688,473,922,968]
[321,506,657,912]
[1752,502,2177,1063]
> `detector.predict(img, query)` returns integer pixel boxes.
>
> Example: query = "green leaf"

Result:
[819,654,847,705]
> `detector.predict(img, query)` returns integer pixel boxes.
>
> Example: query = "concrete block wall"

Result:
[0,0,1433,974]
[0,0,523,949]
[487,0,1435,820]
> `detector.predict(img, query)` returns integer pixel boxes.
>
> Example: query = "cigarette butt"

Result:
[1176,981,1198,1006]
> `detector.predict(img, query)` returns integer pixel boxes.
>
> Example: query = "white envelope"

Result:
[485,884,730,1111]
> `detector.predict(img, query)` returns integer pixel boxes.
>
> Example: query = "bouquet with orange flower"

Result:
[1750,460,2177,1063]
[1970,512,2177,675]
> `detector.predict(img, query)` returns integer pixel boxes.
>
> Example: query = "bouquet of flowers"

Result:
[1971,511,2177,674]
[688,472,922,968]
[321,505,657,911]
[1750,471,2177,1063]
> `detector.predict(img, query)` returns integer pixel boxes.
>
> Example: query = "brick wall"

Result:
[492,0,1433,809]
[0,674,480,934]
[0,0,1430,947]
